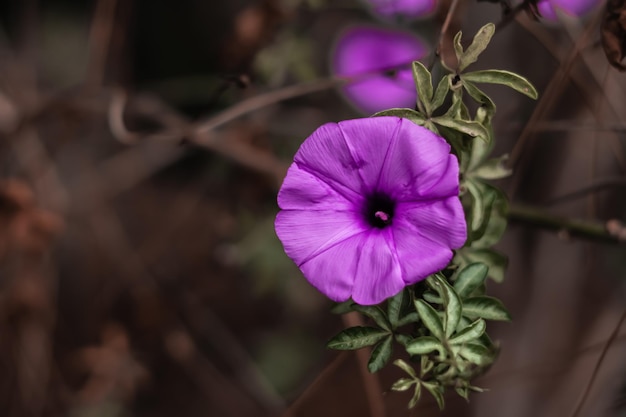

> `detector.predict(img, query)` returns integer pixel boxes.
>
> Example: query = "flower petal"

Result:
[396,198,467,249]
[342,70,416,115]
[298,234,366,302]
[275,209,367,268]
[294,122,368,196]
[389,198,466,284]
[277,162,361,211]
[378,120,460,202]
[336,117,402,195]
[351,229,405,305]
[332,26,427,114]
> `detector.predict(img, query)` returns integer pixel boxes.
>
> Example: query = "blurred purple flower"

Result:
[331,26,428,115]
[275,117,466,305]
[366,0,437,19]
[537,0,599,20]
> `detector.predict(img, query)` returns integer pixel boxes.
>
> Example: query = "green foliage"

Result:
[329,22,537,410]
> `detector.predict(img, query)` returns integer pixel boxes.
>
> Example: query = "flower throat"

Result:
[365,193,395,228]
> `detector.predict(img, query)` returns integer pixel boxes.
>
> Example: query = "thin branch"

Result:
[569,309,626,417]
[508,204,624,244]
[343,312,386,417]
[543,177,626,206]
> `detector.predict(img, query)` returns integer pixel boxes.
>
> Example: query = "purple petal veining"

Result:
[275,116,467,305]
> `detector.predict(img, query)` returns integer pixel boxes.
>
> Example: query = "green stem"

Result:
[508,204,622,244]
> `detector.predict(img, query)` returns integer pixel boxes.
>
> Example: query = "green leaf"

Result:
[456,386,470,401]
[330,300,355,314]
[368,335,393,373]
[423,292,443,304]
[465,179,494,233]
[395,333,412,347]
[406,336,445,356]
[449,319,487,345]
[393,359,417,378]
[457,248,507,283]
[431,75,451,111]
[396,312,420,327]
[353,305,392,331]
[471,155,512,180]
[387,289,404,327]
[462,69,538,99]
[415,300,445,340]
[454,263,489,298]
[420,355,434,376]
[412,61,434,114]
[373,108,426,125]
[458,23,496,72]
[422,381,445,410]
[464,180,507,247]
[408,383,422,409]
[457,343,494,366]
[429,275,462,338]
[461,80,496,126]
[327,327,390,350]
[432,116,489,142]
[453,31,464,62]
[463,296,511,321]
[391,378,417,392]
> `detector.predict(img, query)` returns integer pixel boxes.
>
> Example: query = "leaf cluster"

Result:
[329,23,537,410]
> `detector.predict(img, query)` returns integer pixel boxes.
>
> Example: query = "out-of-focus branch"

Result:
[508,204,625,244]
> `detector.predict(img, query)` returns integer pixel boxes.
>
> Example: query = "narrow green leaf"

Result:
[465,179,492,232]
[462,69,538,99]
[454,263,489,298]
[423,292,443,304]
[373,108,426,125]
[469,183,508,247]
[412,61,434,115]
[387,289,404,327]
[395,333,412,347]
[457,343,494,366]
[458,23,496,71]
[353,305,392,331]
[471,155,512,180]
[330,300,355,314]
[393,359,417,378]
[431,75,451,111]
[432,116,489,142]
[429,275,462,338]
[461,80,496,123]
[449,319,487,345]
[408,383,422,409]
[415,300,445,340]
[463,296,512,321]
[327,326,390,350]
[391,378,416,392]
[368,335,393,373]
[459,249,507,283]
[406,336,445,356]
[456,386,470,401]
[396,312,419,327]
[420,355,434,376]
[453,31,464,62]
[422,382,445,410]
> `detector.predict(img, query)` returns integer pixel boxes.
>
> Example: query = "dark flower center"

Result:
[365,193,395,228]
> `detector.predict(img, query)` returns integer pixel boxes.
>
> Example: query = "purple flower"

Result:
[331,26,428,115]
[275,116,467,305]
[365,0,437,19]
[537,0,599,20]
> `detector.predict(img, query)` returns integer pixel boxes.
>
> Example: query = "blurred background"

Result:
[0,0,625,416]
